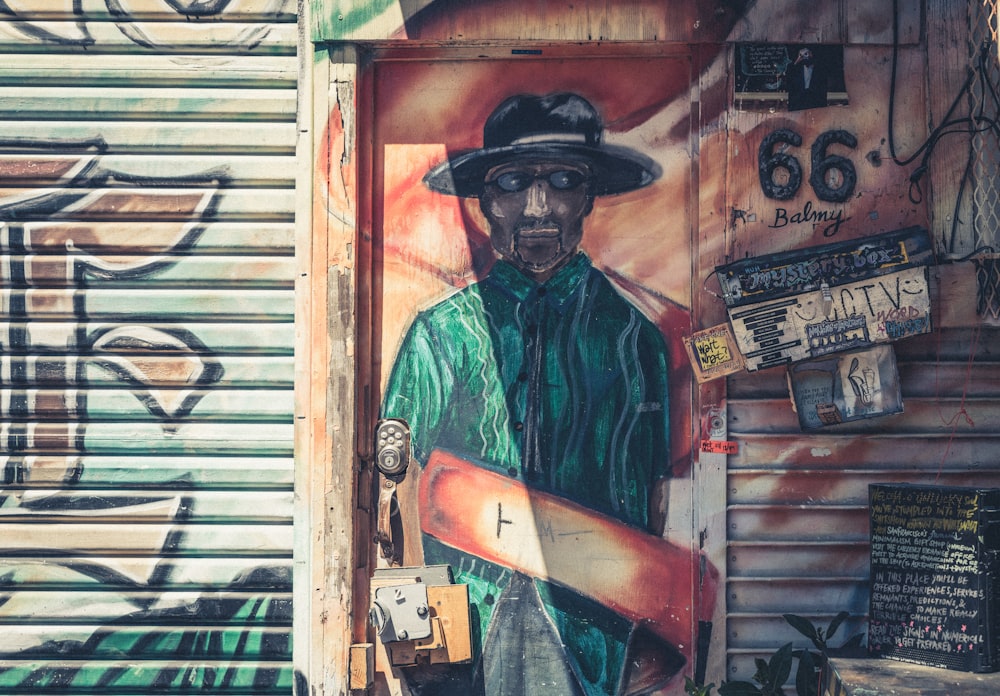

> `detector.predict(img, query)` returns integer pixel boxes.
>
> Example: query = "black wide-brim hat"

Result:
[423,92,661,198]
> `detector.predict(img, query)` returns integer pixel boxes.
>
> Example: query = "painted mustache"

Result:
[515,221,562,237]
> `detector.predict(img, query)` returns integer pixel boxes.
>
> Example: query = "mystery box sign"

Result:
[715,227,935,371]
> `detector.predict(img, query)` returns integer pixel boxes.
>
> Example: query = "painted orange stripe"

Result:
[419,449,714,651]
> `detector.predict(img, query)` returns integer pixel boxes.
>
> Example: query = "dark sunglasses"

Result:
[487,169,589,193]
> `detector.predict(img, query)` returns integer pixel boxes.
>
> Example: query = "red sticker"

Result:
[700,439,738,455]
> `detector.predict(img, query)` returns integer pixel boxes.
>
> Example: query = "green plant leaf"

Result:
[826,611,850,642]
[843,632,865,650]
[783,614,819,642]
[685,676,717,696]
[795,648,819,696]
[768,642,794,690]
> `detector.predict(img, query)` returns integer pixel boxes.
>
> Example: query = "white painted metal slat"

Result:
[0,122,298,153]
[0,54,298,86]
[11,222,296,253]
[0,87,296,121]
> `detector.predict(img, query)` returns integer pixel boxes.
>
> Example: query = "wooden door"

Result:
[361,45,716,696]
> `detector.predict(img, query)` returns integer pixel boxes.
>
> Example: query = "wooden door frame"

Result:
[297,39,733,695]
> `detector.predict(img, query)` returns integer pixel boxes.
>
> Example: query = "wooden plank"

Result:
[0,188,295,222]
[894,327,1000,360]
[0,556,289,592]
[728,0,843,44]
[2,387,294,421]
[0,626,291,658]
[64,421,294,454]
[0,0,296,20]
[0,355,293,387]
[0,660,292,689]
[305,43,356,696]
[349,643,374,690]
[0,489,292,521]
[729,361,1000,400]
[2,256,295,287]
[845,0,921,45]
[925,0,978,259]
[0,20,298,54]
[315,0,726,43]
[0,556,291,586]
[935,261,1000,328]
[81,155,299,185]
[826,657,1000,696]
[0,521,292,555]
[3,454,293,487]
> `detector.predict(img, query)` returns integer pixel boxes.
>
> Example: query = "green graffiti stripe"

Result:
[314,0,400,38]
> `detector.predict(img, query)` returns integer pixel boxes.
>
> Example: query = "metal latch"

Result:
[370,582,432,643]
[370,565,472,668]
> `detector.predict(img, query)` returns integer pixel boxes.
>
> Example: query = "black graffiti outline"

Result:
[0,0,286,49]
[1,140,228,422]
[0,0,94,46]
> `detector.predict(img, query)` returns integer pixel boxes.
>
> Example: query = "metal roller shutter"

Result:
[0,1,298,693]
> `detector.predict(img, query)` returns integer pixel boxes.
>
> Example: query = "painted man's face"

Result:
[480,158,594,281]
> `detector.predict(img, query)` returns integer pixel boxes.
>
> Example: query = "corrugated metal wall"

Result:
[725,325,1000,677]
[0,1,298,692]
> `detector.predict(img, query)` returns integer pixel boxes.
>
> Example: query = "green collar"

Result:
[487,253,592,311]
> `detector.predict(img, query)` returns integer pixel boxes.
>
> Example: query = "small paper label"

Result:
[700,439,738,455]
[683,324,745,383]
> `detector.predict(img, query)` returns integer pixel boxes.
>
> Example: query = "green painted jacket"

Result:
[382,253,672,695]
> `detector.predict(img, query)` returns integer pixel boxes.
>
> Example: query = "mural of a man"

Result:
[381,92,684,695]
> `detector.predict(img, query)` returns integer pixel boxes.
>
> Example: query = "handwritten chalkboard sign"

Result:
[868,483,1000,673]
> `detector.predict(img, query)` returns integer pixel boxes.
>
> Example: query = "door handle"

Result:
[373,419,410,565]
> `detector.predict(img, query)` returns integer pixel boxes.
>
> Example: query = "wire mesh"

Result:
[968,0,1000,317]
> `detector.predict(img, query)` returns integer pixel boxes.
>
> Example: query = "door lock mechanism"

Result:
[375,418,410,477]
[374,419,411,565]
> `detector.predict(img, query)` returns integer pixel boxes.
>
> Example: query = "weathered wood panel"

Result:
[314,0,744,43]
